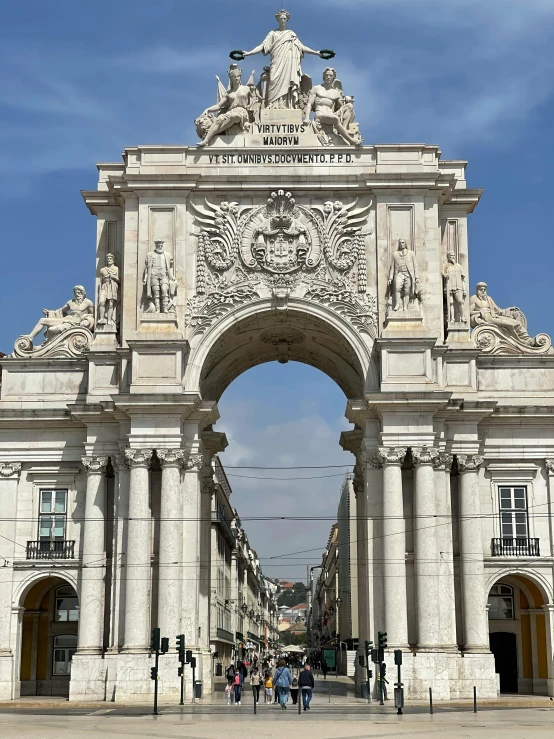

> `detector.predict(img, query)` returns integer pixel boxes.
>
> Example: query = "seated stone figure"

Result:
[196,65,260,147]
[303,67,362,146]
[23,285,95,346]
[470,281,543,350]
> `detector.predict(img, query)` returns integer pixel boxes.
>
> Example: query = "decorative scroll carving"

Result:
[0,462,21,478]
[82,456,108,475]
[411,447,439,466]
[456,454,484,472]
[470,282,552,355]
[12,285,95,359]
[124,449,153,468]
[185,454,204,472]
[433,452,453,471]
[377,447,407,465]
[188,192,373,336]
[157,449,186,467]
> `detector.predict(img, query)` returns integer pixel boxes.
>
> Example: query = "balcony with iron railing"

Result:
[26,540,75,559]
[211,510,236,547]
[490,538,540,557]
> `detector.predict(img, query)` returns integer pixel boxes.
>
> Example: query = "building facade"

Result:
[1,10,554,702]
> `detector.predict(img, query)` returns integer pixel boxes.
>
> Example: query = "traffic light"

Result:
[150,666,158,681]
[161,637,169,654]
[176,634,185,663]
[394,649,403,666]
[185,649,193,664]
[371,648,378,663]
[381,663,387,678]
[190,656,197,669]
[368,670,373,679]
[178,666,184,677]
[151,627,160,652]
[378,631,388,649]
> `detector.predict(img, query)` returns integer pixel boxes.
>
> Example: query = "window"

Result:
[499,486,528,539]
[52,634,77,675]
[488,583,514,619]
[39,490,67,540]
[55,586,78,622]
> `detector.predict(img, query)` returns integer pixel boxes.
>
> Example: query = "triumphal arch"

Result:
[1,9,554,702]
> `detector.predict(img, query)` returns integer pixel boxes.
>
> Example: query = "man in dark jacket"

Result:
[298,663,315,710]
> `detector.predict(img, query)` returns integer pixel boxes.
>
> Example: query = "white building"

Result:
[1,9,554,702]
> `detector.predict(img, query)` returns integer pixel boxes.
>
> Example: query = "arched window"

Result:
[52,634,77,675]
[55,586,78,622]
[488,583,514,619]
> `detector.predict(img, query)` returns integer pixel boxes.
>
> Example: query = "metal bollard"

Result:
[328,681,331,703]
[429,687,433,714]
[298,691,301,714]
[253,686,257,715]
[473,685,477,713]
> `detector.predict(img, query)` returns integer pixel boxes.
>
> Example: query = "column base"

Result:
[381,650,497,700]
[0,655,14,700]
[69,654,108,701]
[120,645,150,654]
[463,645,491,654]
[76,647,103,656]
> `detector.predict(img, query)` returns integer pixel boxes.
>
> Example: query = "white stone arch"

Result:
[484,568,553,608]
[185,297,378,400]
[14,570,79,609]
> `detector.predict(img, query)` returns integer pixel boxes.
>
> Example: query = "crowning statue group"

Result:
[224,656,316,710]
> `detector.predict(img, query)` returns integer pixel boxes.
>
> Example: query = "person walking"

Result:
[233,669,242,705]
[250,666,261,703]
[226,662,235,681]
[264,673,273,704]
[225,677,234,705]
[377,670,389,700]
[321,657,328,679]
[290,677,299,705]
[298,662,315,711]
[273,658,293,709]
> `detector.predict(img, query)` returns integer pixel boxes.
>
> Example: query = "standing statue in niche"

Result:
[443,251,466,323]
[303,68,361,146]
[143,240,177,314]
[235,9,331,109]
[97,253,120,328]
[388,239,420,312]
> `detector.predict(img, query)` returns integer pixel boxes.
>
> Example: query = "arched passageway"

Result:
[487,573,550,695]
[19,576,78,697]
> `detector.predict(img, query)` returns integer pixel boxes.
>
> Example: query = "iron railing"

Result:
[211,510,236,546]
[26,540,75,559]
[490,538,539,557]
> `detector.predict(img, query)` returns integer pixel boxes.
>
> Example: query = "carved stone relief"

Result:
[470,282,552,355]
[186,191,375,337]
[11,285,95,359]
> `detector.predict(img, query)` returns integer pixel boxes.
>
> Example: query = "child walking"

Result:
[225,677,234,705]
[264,673,273,704]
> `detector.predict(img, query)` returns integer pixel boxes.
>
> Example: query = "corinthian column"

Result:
[412,446,440,650]
[377,447,408,648]
[78,456,108,654]
[122,448,153,652]
[434,453,457,650]
[457,454,489,652]
[157,449,186,639]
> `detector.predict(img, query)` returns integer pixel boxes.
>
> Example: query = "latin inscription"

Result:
[207,153,354,165]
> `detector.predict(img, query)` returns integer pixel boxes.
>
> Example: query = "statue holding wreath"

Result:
[230,8,334,110]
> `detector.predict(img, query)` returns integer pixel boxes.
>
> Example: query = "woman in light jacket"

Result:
[273,658,293,709]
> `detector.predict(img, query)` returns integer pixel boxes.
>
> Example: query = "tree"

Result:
[277,582,307,607]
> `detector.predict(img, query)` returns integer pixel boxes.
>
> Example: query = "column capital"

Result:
[545,459,554,475]
[433,452,453,471]
[124,448,153,468]
[457,454,484,473]
[411,446,439,466]
[114,454,130,471]
[360,451,382,468]
[0,462,22,478]
[157,448,186,468]
[81,456,108,475]
[377,446,407,466]
[185,453,203,471]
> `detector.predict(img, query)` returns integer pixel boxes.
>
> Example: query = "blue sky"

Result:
[1,0,554,579]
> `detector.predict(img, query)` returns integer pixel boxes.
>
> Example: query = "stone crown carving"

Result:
[0,462,22,478]
[377,447,407,465]
[82,456,108,474]
[124,449,154,468]
[456,454,484,472]
[433,452,453,471]
[411,447,439,465]
[185,454,204,472]
[157,449,187,467]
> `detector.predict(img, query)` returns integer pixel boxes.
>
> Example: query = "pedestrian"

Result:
[321,657,328,679]
[226,662,235,681]
[239,660,248,685]
[273,658,293,710]
[290,676,299,705]
[250,666,261,703]
[225,677,234,705]
[233,669,242,705]
[377,671,389,700]
[298,662,315,711]
[264,673,273,704]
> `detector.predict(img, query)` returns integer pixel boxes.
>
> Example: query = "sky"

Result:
[1,0,554,580]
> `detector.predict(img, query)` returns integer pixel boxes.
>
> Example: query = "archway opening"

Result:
[20,576,78,697]
[487,574,548,695]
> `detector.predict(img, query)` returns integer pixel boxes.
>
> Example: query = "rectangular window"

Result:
[499,486,528,539]
[39,490,67,541]
[52,634,77,675]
